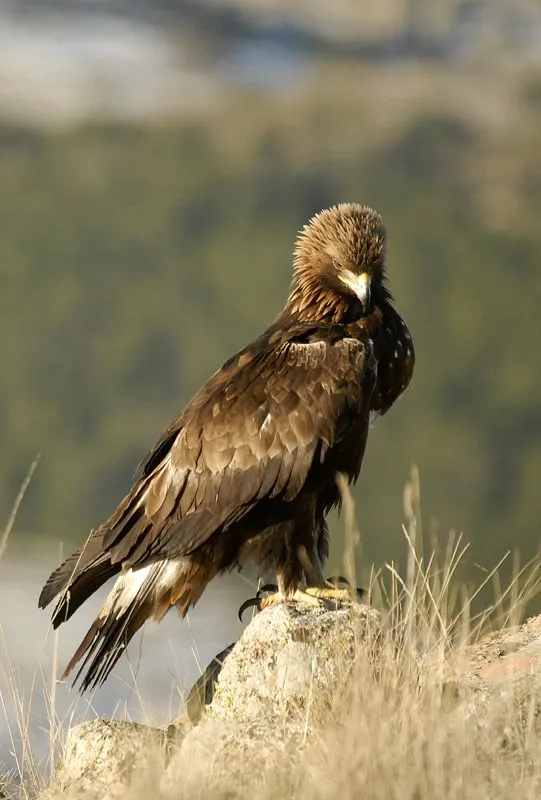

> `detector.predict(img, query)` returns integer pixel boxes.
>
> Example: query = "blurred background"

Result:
[2,0,541,774]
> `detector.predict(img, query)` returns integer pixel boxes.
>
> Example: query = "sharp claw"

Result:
[238,583,280,622]
[238,597,260,622]
[262,588,326,609]
[238,578,364,622]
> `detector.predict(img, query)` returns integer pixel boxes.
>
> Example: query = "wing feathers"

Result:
[41,327,375,656]
[256,456,282,499]
[113,334,373,564]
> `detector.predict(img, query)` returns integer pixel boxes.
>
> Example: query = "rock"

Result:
[161,601,382,793]
[423,615,541,758]
[39,719,169,799]
[454,615,541,687]
[43,605,541,796]
[206,602,382,723]
[38,603,380,797]
[161,717,305,797]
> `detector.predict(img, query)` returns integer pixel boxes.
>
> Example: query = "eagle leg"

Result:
[303,575,366,604]
[296,546,362,604]
[238,579,363,621]
[238,586,326,619]
[303,583,352,604]
[260,587,334,610]
[259,572,345,610]
[238,582,338,619]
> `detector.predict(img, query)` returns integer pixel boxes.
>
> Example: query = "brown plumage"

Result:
[39,202,413,692]
[291,204,414,414]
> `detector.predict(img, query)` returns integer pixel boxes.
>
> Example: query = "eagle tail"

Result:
[63,559,188,692]
[38,471,162,626]
[38,528,120,628]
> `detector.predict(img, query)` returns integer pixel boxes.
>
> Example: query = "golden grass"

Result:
[2,467,541,799]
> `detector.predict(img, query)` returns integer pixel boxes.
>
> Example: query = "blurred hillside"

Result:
[2,0,541,120]
[1,0,541,594]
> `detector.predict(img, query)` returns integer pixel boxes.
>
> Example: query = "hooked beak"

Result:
[339,270,371,315]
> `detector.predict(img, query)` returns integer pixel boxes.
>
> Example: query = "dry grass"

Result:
[2,467,541,799]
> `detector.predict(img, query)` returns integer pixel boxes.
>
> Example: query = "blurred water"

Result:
[0,551,250,776]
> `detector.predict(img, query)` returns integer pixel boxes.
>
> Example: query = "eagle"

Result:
[39,203,414,692]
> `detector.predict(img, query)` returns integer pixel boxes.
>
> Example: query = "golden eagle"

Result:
[39,203,414,691]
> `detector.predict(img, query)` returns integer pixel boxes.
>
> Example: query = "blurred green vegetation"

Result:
[1,77,540,595]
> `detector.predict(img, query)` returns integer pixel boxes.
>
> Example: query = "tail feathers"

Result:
[39,528,107,609]
[39,528,119,628]
[50,559,120,629]
[66,597,150,693]
[65,560,188,693]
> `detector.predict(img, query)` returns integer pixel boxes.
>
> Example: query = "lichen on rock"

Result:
[207,602,382,723]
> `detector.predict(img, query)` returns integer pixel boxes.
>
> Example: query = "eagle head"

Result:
[288,203,387,324]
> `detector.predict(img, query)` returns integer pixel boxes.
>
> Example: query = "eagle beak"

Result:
[339,271,371,314]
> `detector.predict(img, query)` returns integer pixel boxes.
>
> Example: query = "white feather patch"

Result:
[100,560,188,619]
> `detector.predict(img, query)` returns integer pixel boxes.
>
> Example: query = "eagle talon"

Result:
[261,588,331,610]
[237,597,259,621]
[238,579,363,621]
[238,583,279,621]
[304,584,354,606]
[240,587,338,618]
[326,575,365,601]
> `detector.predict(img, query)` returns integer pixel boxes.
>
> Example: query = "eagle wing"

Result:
[103,326,373,568]
[39,324,375,619]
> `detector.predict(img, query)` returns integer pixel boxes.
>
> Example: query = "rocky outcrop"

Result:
[202,602,381,722]
[40,602,381,798]
[37,604,541,799]
[163,603,382,796]
[38,719,170,799]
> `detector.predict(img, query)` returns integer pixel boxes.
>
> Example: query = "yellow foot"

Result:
[304,585,353,605]
[238,579,364,621]
[260,588,328,610]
